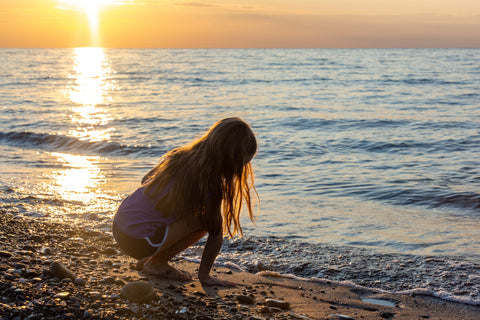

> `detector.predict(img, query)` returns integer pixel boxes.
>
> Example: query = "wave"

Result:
[330,136,480,154]
[0,131,159,157]
[362,186,480,211]
[279,117,478,133]
[382,77,467,86]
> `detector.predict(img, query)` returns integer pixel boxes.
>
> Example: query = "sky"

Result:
[1,0,479,48]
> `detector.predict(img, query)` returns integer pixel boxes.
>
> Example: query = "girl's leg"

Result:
[143,216,207,280]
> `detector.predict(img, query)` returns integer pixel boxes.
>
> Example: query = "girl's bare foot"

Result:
[135,257,149,270]
[143,259,192,281]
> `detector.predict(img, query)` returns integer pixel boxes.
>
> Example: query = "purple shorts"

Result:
[112,222,167,259]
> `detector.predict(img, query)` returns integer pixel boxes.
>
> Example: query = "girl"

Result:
[112,117,258,287]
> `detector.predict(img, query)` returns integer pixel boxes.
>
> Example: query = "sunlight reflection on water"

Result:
[46,48,117,210]
[48,153,105,203]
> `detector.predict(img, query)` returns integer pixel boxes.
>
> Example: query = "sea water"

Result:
[1,48,479,305]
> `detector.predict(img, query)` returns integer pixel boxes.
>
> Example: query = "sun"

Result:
[57,0,114,45]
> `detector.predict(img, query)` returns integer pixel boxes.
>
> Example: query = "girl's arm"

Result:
[198,231,237,287]
[198,197,237,287]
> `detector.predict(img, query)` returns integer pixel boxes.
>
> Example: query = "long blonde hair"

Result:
[143,117,258,237]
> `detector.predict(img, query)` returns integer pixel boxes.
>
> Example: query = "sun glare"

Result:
[58,0,116,45]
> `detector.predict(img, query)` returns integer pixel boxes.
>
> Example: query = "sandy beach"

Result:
[1,209,479,320]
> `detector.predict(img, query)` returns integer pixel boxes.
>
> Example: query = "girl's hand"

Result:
[200,276,237,287]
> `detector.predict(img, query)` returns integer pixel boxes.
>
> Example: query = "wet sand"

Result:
[1,209,479,319]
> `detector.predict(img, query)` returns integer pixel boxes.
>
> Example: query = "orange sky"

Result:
[1,0,479,48]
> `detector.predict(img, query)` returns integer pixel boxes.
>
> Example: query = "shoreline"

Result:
[1,209,479,319]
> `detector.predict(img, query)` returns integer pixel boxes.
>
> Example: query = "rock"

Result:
[40,247,52,255]
[4,273,16,280]
[120,281,156,303]
[54,292,71,299]
[193,290,207,297]
[289,312,311,319]
[328,315,355,320]
[100,276,116,284]
[24,269,39,278]
[0,250,13,258]
[28,235,43,242]
[270,307,283,313]
[102,248,117,255]
[49,261,76,280]
[88,291,103,299]
[380,311,395,319]
[74,278,86,286]
[13,262,26,270]
[265,298,290,310]
[236,294,256,305]
[85,246,99,253]
[22,245,36,252]
[115,279,126,286]
[260,306,273,314]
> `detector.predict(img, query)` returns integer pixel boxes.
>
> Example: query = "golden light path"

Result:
[51,153,104,204]
[47,47,116,209]
[69,47,115,142]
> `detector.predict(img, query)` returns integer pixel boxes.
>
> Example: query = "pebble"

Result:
[40,247,52,255]
[289,312,311,320]
[328,315,355,320]
[49,261,76,280]
[193,290,207,297]
[102,248,117,255]
[120,281,157,303]
[0,250,13,258]
[24,269,39,278]
[265,298,290,310]
[28,235,43,243]
[260,306,273,314]
[4,273,16,280]
[88,291,103,299]
[14,262,26,269]
[236,294,256,305]
[100,276,116,284]
[22,245,36,252]
[54,292,71,299]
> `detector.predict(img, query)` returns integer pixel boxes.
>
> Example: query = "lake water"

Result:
[1,48,479,305]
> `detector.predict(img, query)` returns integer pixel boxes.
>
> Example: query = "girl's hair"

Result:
[143,117,258,237]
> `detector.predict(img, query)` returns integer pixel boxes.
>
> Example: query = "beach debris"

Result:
[236,294,256,305]
[120,281,157,303]
[49,261,76,280]
[265,298,290,310]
